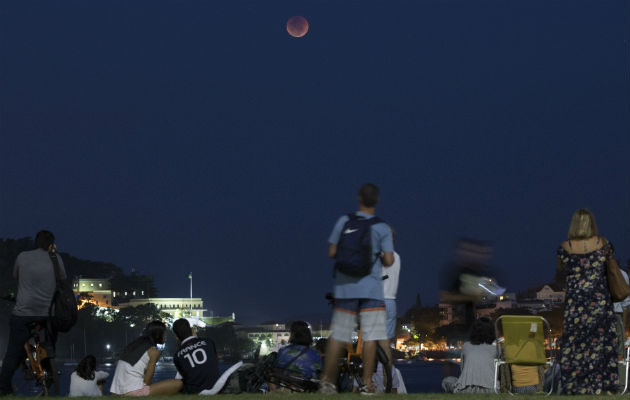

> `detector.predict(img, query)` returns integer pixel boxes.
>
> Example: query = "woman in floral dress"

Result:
[556,209,618,394]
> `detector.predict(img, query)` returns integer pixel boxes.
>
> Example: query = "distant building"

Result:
[73,278,114,308]
[536,284,565,304]
[475,292,517,317]
[438,303,465,326]
[118,297,207,319]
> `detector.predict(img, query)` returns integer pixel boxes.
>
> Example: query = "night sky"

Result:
[1,1,628,324]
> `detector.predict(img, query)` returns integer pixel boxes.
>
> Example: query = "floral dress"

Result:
[557,242,618,394]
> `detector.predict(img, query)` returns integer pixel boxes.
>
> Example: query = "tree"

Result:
[114,303,172,327]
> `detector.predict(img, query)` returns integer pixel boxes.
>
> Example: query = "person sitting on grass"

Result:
[269,321,322,391]
[172,318,220,394]
[69,355,109,397]
[442,317,496,394]
[110,320,182,396]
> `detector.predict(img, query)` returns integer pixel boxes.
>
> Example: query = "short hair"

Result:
[469,317,495,345]
[289,321,312,346]
[358,183,379,208]
[76,355,96,380]
[35,230,55,250]
[568,208,598,240]
[173,318,193,342]
[143,320,167,345]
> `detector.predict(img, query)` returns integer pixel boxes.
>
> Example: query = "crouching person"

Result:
[172,318,220,394]
[110,320,182,396]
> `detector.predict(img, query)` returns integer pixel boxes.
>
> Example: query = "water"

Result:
[11,360,447,395]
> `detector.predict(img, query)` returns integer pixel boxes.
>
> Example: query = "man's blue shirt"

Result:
[328,211,394,300]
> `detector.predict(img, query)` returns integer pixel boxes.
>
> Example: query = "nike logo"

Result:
[343,228,358,234]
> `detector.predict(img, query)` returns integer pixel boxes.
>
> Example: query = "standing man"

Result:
[319,183,394,394]
[0,231,66,396]
[172,318,220,394]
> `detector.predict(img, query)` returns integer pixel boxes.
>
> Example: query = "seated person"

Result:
[69,355,109,397]
[354,362,407,394]
[373,362,407,394]
[510,364,540,393]
[505,336,545,393]
[110,320,182,396]
[441,317,496,394]
[271,321,322,389]
[172,318,220,394]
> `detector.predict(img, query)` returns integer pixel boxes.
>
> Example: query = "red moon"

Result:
[286,16,309,38]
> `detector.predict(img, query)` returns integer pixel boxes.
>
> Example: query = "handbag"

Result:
[606,256,630,302]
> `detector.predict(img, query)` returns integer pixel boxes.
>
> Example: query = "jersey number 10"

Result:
[183,348,207,368]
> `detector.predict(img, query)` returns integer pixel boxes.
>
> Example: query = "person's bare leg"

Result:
[362,340,377,387]
[149,379,183,395]
[378,339,393,389]
[322,337,346,383]
[378,339,393,368]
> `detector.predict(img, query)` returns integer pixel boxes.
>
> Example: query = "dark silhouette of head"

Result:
[358,183,379,208]
[143,320,167,345]
[173,318,193,342]
[35,230,55,251]
[289,321,312,346]
[469,317,495,345]
[76,355,96,380]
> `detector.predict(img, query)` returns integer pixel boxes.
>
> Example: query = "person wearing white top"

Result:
[110,320,182,396]
[378,227,400,393]
[613,269,630,386]
[69,355,109,397]
[368,363,408,394]
[382,251,401,338]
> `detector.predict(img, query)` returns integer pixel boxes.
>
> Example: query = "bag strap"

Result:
[277,346,310,371]
[48,251,62,284]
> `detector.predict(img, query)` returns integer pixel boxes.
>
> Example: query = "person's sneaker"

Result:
[359,384,377,395]
[318,380,337,394]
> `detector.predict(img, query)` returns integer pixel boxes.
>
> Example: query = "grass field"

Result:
[49,395,625,400]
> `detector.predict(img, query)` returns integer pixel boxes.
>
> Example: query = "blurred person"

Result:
[441,317,496,393]
[172,318,219,394]
[0,231,66,396]
[69,355,109,397]
[440,238,502,330]
[556,208,618,394]
[110,320,182,396]
[319,183,394,395]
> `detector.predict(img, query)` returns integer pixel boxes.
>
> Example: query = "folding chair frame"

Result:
[493,315,556,395]
[620,337,630,395]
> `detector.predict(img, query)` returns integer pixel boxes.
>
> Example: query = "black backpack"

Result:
[48,252,78,332]
[334,214,384,277]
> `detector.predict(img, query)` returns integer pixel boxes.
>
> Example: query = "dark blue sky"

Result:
[1,1,628,324]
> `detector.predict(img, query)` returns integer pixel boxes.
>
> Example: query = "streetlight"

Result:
[106,344,110,351]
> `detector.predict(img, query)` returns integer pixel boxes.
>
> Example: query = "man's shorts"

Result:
[384,299,397,339]
[330,298,387,342]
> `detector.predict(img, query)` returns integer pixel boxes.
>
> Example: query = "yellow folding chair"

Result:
[493,315,555,395]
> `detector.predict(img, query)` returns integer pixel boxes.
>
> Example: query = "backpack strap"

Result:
[277,346,310,371]
[49,251,63,284]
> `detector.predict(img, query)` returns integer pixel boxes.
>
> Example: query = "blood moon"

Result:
[286,16,309,38]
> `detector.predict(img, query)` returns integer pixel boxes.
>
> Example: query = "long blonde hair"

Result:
[568,208,598,240]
